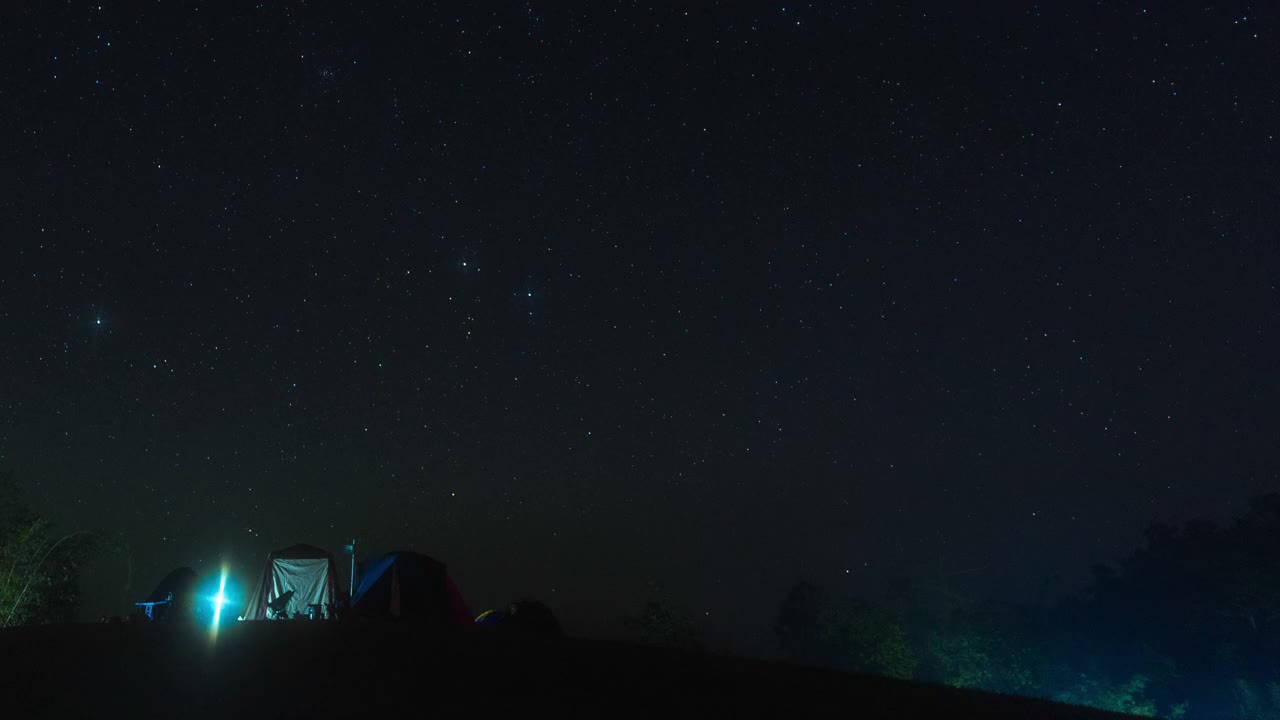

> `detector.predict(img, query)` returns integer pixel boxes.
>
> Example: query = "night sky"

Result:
[1,2,1276,655]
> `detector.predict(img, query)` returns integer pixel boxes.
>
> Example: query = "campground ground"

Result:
[0,621,1140,718]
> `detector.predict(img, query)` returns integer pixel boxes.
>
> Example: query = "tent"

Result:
[135,566,197,621]
[351,551,471,624]
[474,600,561,637]
[241,544,339,620]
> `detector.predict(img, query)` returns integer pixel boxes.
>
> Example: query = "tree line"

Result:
[768,494,1280,719]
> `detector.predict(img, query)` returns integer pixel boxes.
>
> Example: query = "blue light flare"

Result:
[197,565,241,639]
[212,569,229,629]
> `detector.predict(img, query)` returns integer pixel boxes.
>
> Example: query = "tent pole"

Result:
[349,537,356,597]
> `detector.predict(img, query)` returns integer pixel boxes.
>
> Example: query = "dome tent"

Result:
[474,600,562,637]
[135,566,197,621]
[241,544,339,620]
[352,551,471,625]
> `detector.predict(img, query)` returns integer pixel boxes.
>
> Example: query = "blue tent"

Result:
[352,551,470,624]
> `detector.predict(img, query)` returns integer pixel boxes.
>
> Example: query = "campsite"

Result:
[133,543,478,627]
[1,542,1137,718]
[4,2,1273,717]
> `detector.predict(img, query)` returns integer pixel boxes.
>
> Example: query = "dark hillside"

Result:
[2,623,1139,718]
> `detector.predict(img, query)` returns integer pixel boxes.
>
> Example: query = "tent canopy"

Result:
[242,544,338,620]
[352,551,470,624]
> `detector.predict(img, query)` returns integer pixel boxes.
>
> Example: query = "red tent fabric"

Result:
[352,551,471,624]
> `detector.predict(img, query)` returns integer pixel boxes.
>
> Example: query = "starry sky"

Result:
[1,2,1276,655]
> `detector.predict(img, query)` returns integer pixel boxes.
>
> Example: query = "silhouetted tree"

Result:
[0,471,94,626]
[770,497,1280,717]
[775,581,915,679]
[1052,673,1164,718]
[623,600,703,651]
[923,610,1037,696]
[1062,494,1280,714]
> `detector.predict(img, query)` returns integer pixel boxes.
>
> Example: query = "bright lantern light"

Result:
[212,569,229,629]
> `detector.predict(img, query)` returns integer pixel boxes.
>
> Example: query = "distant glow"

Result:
[95,318,102,325]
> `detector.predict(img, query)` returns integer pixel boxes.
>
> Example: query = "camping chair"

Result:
[266,589,295,619]
[134,592,173,621]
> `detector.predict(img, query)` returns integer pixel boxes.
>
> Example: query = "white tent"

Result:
[241,544,339,620]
